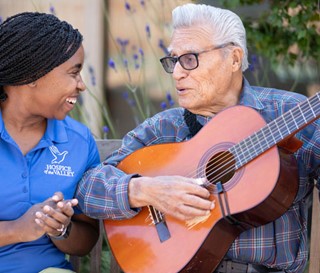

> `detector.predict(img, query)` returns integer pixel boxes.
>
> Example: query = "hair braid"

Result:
[0,12,83,101]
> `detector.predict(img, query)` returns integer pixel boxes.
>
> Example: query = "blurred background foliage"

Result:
[219,0,319,94]
[221,0,319,67]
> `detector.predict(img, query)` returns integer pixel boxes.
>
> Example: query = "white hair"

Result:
[172,3,249,71]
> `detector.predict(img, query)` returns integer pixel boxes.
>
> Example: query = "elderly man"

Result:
[77,3,319,273]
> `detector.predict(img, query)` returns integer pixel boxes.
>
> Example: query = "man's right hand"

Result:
[128,175,215,221]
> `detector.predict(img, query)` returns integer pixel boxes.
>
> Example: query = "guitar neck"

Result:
[232,92,320,169]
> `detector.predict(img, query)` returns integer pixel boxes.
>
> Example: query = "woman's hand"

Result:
[34,192,77,237]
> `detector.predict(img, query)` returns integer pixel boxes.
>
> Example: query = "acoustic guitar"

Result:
[104,92,320,273]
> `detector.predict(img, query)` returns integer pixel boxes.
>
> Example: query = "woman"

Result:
[0,12,100,273]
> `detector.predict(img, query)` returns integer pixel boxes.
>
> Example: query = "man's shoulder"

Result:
[251,85,307,104]
[134,107,187,139]
[148,107,185,124]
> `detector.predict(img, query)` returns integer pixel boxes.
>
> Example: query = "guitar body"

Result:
[104,105,299,273]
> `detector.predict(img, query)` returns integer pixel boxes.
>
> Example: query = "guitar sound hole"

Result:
[205,151,235,185]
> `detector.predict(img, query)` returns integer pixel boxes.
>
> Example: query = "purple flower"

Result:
[49,4,56,15]
[140,0,145,7]
[123,58,129,68]
[160,101,167,110]
[158,39,169,55]
[103,125,109,133]
[251,54,258,64]
[108,58,117,72]
[139,48,144,59]
[116,38,129,54]
[125,2,131,11]
[0,16,3,24]
[103,125,109,139]
[133,54,140,70]
[145,24,151,39]
[122,92,136,107]
[88,65,96,86]
[128,99,136,107]
[123,58,131,82]
[165,92,175,107]
[158,39,165,47]
[249,54,259,72]
[122,92,129,100]
[166,92,175,106]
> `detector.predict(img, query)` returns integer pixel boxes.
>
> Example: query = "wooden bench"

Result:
[70,139,122,273]
[71,139,320,273]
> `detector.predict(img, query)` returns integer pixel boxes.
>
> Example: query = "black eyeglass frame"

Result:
[159,42,235,74]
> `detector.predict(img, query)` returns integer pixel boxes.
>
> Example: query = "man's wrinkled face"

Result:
[168,24,242,116]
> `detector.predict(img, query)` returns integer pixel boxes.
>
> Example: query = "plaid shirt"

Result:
[76,79,319,273]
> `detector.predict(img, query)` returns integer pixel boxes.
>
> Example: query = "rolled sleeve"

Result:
[76,164,140,219]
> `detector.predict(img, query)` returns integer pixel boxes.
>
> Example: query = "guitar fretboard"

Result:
[230,93,320,169]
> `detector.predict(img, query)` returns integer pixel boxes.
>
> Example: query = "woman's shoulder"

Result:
[60,116,95,140]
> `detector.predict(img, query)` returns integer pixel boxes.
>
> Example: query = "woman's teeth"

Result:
[66,98,77,104]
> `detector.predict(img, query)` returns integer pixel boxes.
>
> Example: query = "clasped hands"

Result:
[34,192,77,238]
[15,192,77,243]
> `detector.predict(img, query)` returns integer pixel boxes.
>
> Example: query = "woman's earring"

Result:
[0,92,8,102]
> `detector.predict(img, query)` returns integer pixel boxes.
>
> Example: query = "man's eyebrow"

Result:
[167,47,199,56]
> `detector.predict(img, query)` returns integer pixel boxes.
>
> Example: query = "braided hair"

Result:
[0,12,83,102]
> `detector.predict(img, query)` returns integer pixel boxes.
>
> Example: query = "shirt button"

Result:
[21,172,28,178]
[22,186,28,193]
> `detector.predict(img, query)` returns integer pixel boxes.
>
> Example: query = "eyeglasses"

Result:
[159,43,234,74]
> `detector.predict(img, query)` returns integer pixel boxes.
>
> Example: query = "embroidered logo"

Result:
[49,145,68,164]
[44,145,74,177]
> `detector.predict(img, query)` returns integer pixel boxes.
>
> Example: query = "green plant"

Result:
[219,0,320,92]
[68,0,185,139]
[101,0,185,137]
[220,0,319,66]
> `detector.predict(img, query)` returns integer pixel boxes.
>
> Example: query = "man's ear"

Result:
[232,47,243,72]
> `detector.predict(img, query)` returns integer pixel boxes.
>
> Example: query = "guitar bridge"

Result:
[148,206,171,242]
[155,220,171,242]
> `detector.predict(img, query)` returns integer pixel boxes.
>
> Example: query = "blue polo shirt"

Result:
[0,111,100,273]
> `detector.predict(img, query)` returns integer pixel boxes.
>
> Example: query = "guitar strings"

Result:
[180,96,320,188]
[148,94,320,225]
